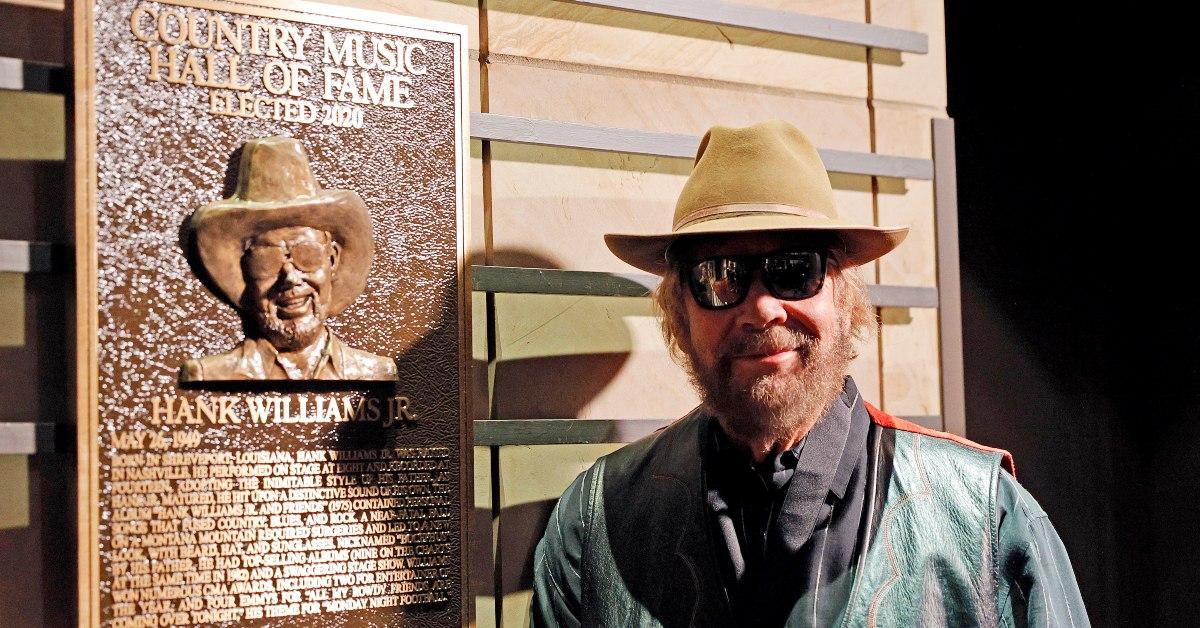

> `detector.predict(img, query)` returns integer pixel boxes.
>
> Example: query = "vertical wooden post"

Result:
[933,118,966,436]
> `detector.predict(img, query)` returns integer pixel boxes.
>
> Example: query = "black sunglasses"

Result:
[243,241,331,279]
[681,249,828,310]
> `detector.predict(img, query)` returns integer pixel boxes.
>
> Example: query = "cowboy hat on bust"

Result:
[189,135,374,315]
[604,120,909,275]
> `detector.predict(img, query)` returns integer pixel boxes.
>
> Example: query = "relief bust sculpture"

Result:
[180,136,398,382]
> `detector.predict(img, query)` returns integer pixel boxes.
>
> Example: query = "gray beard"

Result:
[688,324,854,449]
[254,301,328,352]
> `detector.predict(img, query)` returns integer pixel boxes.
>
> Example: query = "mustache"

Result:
[269,280,317,301]
[719,326,817,362]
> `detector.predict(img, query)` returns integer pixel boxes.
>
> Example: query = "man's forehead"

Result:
[674,230,835,259]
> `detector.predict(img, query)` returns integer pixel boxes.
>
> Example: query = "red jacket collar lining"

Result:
[864,402,1016,478]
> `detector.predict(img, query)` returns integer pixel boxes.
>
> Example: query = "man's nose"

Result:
[278,260,305,286]
[736,273,787,329]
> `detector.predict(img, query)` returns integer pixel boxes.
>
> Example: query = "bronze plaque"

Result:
[73,0,470,625]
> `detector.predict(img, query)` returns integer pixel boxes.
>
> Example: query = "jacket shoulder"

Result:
[596,408,707,488]
[179,345,246,382]
[865,401,1016,477]
[336,344,399,379]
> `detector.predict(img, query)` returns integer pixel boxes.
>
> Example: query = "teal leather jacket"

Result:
[532,405,1089,627]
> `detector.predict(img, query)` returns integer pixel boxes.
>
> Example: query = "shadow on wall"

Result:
[470,248,649,623]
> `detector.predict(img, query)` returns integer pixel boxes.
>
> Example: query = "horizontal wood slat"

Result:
[471,265,938,308]
[561,0,929,54]
[471,113,936,180]
[472,264,657,297]
[475,419,670,445]
[0,239,57,273]
[0,56,65,93]
[0,422,58,454]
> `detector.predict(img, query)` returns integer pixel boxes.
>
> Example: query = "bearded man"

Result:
[531,121,1087,626]
[180,136,397,382]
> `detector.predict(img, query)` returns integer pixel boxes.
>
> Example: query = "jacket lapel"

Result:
[602,410,733,626]
[770,391,854,559]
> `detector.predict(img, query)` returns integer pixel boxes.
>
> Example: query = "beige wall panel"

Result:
[487,0,868,97]
[830,173,881,398]
[869,0,946,109]
[877,179,934,287]
[848,329,881,405]
[826,177,882,403]
[874,100,938,287]
[493,293,698,420]
[469,137,485,260]
[830,172,878,281]
[485,60,871,152]
[323,0,479,51]
[871,101,940,158]
[0,273,24,348]
[879,306,940,416]
[469,56,482,115]
[0,92,64,161]
[831,178,882,398]
[497,443,622,627]
[468,135,484,269]
[471,288,490,415]
[472,445,496,628]
[489,143,690,273]
[0,455,30,530]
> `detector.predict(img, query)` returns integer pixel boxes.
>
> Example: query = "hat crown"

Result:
[235,136,321,203]
[604,120,909,276]
[674,120,837,229]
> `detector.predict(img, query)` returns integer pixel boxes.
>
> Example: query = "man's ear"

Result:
[329,241,342,274]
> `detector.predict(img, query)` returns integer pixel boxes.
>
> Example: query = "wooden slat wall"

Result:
[0,0,949,625]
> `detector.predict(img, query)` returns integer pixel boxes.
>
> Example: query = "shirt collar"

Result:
[709,423,804,492]
[705,376,867,501]
[247,329,344,379]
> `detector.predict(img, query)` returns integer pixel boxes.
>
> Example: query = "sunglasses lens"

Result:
[764,251,824,299]
[288,241,328,272]
[243,241,328,278]
[688,258,752,309]
[244,246,285,279]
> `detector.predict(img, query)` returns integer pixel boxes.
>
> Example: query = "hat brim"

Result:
[605,211,908,275]
[191,190,373,315]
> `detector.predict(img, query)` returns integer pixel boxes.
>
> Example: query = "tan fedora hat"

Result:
[190,136,373,315]
[605,120,908,275]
